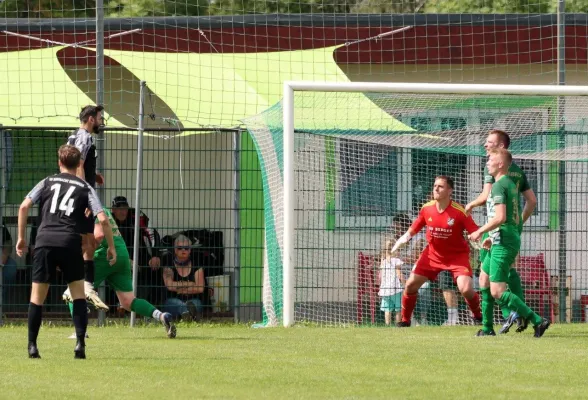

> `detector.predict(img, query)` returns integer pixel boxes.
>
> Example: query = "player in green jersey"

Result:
[64,208,176,339]
[465,129,537,334]
[469,148,549,338]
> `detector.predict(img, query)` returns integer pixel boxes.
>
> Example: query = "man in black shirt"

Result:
[111,196,161,268]
[16,145,116,359]
[66,105,108,310]
[111,196,162,304]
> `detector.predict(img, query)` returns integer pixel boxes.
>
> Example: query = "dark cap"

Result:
[112,196,129,208]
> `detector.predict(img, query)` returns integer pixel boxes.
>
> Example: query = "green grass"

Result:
[1,323,587,399]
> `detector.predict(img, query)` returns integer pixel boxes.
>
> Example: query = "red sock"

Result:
[401,293,418,323]
[465,292,482,320]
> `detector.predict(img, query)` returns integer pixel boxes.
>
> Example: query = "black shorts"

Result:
[84,182,97,234]
[32,246,84,284]
[83,213,94,234]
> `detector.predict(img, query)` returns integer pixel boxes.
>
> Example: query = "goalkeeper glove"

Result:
[468,238,482,250]
[391,232,411,254]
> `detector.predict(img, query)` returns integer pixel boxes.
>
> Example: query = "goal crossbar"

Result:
[284,81,588,96]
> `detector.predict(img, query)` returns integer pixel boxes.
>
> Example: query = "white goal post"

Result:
[282,81,588,328]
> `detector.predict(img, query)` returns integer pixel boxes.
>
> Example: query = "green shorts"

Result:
[380,293,402,312]
[479,232,490,263]
[94,255,133,293]
[481,244,518,283]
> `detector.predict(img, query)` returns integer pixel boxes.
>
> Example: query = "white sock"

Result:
[152,309,163,320]
[448,308,458,324]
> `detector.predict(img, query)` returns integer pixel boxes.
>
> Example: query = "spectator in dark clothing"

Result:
[111,196,163,305]
[162,235,204,321]
[111,196,160,267]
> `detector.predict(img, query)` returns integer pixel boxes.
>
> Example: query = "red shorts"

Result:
[413,247,472,282]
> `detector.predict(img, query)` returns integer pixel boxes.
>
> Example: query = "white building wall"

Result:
[103,132,237,270]
[293,138,587,304]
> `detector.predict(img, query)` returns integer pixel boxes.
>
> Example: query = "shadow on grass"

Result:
[92,356,201,361]
[131,336,259,341]
[542,332,588,338]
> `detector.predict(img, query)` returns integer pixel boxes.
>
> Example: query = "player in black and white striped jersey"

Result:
[63,105,108,310]
[16,145,117,359]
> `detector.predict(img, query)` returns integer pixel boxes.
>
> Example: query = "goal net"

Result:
[244,83,588,327]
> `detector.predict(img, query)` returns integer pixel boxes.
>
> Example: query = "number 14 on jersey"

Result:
[50,183,76,216]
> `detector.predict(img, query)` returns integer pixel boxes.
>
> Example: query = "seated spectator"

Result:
[111,196,160,267]
[160,229,225,314]
[2,224,17,307]
[111,196,163,305]
[162,235,205,321]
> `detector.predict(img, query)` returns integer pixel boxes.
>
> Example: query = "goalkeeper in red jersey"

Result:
[392,176,483,327]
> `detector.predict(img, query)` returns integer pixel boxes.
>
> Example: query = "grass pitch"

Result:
[1,323,587,399]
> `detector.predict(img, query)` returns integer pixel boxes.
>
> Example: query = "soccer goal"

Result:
[245,82,588,328]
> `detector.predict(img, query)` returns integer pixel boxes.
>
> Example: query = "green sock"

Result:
[498,292,542,326]
[130,298,157,319]
[480,287,495,332]
[500,305,511,320]
[508,268,525,302]
[73,298,159,319]
[501,268,525,319]
[500,299,512,320]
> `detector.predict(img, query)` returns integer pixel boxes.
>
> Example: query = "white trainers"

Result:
[68,332,90,339]
[62,288,73,304]
[63,283,109,310]
[84,283,109,311]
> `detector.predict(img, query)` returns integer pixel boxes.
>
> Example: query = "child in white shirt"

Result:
[379,239,405,325]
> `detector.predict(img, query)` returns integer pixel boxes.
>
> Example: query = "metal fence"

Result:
[3,126,588,326]
[0,126,265,324]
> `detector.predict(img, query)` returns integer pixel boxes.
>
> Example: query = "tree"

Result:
[1,0,96,18]
[565,0,588,12]
[422,0,554,13]
[3,0,587,19]
[351,0,427,13]
[106,0,207,17]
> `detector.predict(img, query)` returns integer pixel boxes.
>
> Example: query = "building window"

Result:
[336,138,400,229]
[410,117,467,132]
[409,116,468,213]
[334,108,550,229]
[411,150,468,213]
